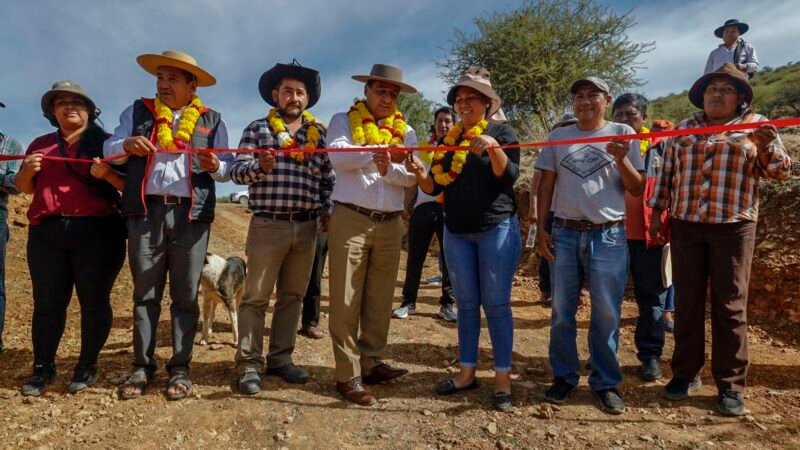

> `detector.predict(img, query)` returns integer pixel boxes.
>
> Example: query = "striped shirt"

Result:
[648,110,791,224]
[230,116,335,214]
[0,130,23,221]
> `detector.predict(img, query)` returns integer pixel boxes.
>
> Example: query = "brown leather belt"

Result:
[554,217,624,231]
[255,209,319,222]
[146,194,188,205]
[336,202,401,222]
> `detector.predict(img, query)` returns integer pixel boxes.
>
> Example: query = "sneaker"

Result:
[22,364,57,397]
[68,364,98,394]
[266,363,310,384]
[544,377,575,404]
[717,390,745,416]
[594,388,625,415]
[639,358,662,381]
[426,275,443,286]
[392,304,415,319]
[437,304,457,322]
[662,376,702,401]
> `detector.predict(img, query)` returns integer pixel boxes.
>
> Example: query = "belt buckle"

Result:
[163,195,179,205]
[575,221,592,231]
[369,210,384,221]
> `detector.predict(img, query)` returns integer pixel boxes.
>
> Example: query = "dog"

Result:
[199,253,246,347]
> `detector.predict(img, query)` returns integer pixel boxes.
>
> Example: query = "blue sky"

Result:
[1,0,797,196]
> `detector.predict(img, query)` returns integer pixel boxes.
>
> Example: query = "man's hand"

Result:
[319,212,331,233]
[258,150,276,173]
[404,154,425,175]
[648,211,666,246]
[737,63,748,72]
[373,150,390,176]
[19,154,43,177]
[90,157,113,180]
[538,229,555,262]
[197,151,220,173]
[388,145,406,164]
[751,124,777,153]
[123,136,157,156]
[606,139,629,162]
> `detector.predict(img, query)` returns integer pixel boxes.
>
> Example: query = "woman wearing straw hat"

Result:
[406,66,521,411]
[14,80,126,396]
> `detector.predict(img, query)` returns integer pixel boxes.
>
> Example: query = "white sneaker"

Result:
[392,304,416,319]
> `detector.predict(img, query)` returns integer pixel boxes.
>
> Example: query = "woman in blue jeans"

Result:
[406,66,521,411]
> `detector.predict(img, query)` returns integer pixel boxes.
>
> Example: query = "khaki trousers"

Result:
[236,215,317,373]
[328,205,403,382]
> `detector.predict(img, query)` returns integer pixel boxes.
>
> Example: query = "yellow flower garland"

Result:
[347,100,407,146]
[266,108,321,163]
[639,125,651,156]
[431,120,488,186]
[154,95,203,150]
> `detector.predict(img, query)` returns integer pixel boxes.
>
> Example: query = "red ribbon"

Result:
[2,117,798,164]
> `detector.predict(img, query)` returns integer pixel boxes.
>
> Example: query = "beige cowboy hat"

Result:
[446,66,502,117]
[352,64,417,94]
[136,50,216,87]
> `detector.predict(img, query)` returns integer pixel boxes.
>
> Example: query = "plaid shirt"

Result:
[230,116,335,214]
[0,130,23,221]
[649,110,791,223]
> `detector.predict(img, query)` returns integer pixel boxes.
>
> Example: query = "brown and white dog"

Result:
[199,253,246,346]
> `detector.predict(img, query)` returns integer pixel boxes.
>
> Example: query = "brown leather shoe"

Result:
[336,377,376,406]
[298,325,324,340]
[362,363,409,385]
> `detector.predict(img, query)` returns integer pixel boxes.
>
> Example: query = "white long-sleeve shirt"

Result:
[327,111,417,212]
[704,39,758,75]
[103,103,232,197]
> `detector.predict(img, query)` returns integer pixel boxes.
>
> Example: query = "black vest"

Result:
[120,99,220,221]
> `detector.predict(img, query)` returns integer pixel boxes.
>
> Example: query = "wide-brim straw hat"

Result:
[259,59,321,108]
[446,66,502,118]
[136,50,216,87]
[352,64,417,94]
[688,62,753,109]
[40,80,99,127]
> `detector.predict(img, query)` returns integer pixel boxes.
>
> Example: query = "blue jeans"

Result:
[444,216,521,372]
[549,223,628,390]
[0,220,8,349]
[664,285,675,312]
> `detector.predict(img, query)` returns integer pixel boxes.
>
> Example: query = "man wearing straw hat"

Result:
[104,50,234,400]
[230,60,334,394]
[326,64,418,405]
[0,100,23,353]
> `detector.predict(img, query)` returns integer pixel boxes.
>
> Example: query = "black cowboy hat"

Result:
[715,19,749,38]
[258,59,321,108]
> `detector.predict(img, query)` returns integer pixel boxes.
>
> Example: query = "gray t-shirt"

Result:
[535,122,643,223]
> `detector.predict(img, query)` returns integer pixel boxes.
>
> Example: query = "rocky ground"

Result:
[1,185,800,449]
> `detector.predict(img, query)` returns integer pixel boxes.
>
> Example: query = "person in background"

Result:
[704,19,758,77]
[394,106,457,322]
[0,100,23,354]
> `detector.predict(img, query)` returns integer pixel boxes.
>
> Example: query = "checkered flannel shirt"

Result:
[0,131,23,221]
[230,116,335,214]
[648,110,791,223]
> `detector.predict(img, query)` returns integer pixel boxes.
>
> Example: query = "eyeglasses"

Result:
[704,86,739,96]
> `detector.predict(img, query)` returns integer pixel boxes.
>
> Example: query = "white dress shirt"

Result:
[704,39,758,75]
[413,153,438,208]
[327,111,417,212]
[104,103,232,197]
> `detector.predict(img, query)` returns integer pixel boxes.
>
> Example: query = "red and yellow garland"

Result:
[347,100,407,145]
[431,120,488,186]
[267,108,321,163]
[154,95,203,150]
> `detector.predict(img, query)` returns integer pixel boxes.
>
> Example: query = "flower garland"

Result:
[347,100,407,146]
[154,95,203,150]
[431,120,488,186]
[639,125,651,156]
[266,108,321,162]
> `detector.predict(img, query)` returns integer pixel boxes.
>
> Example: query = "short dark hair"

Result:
[612,93,648,115]
[180,69,197,84]
[434,106,457,122]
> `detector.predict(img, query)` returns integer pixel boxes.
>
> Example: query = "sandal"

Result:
[166,371,193,401]
[436,378,480,395]
[118,369,151,400]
